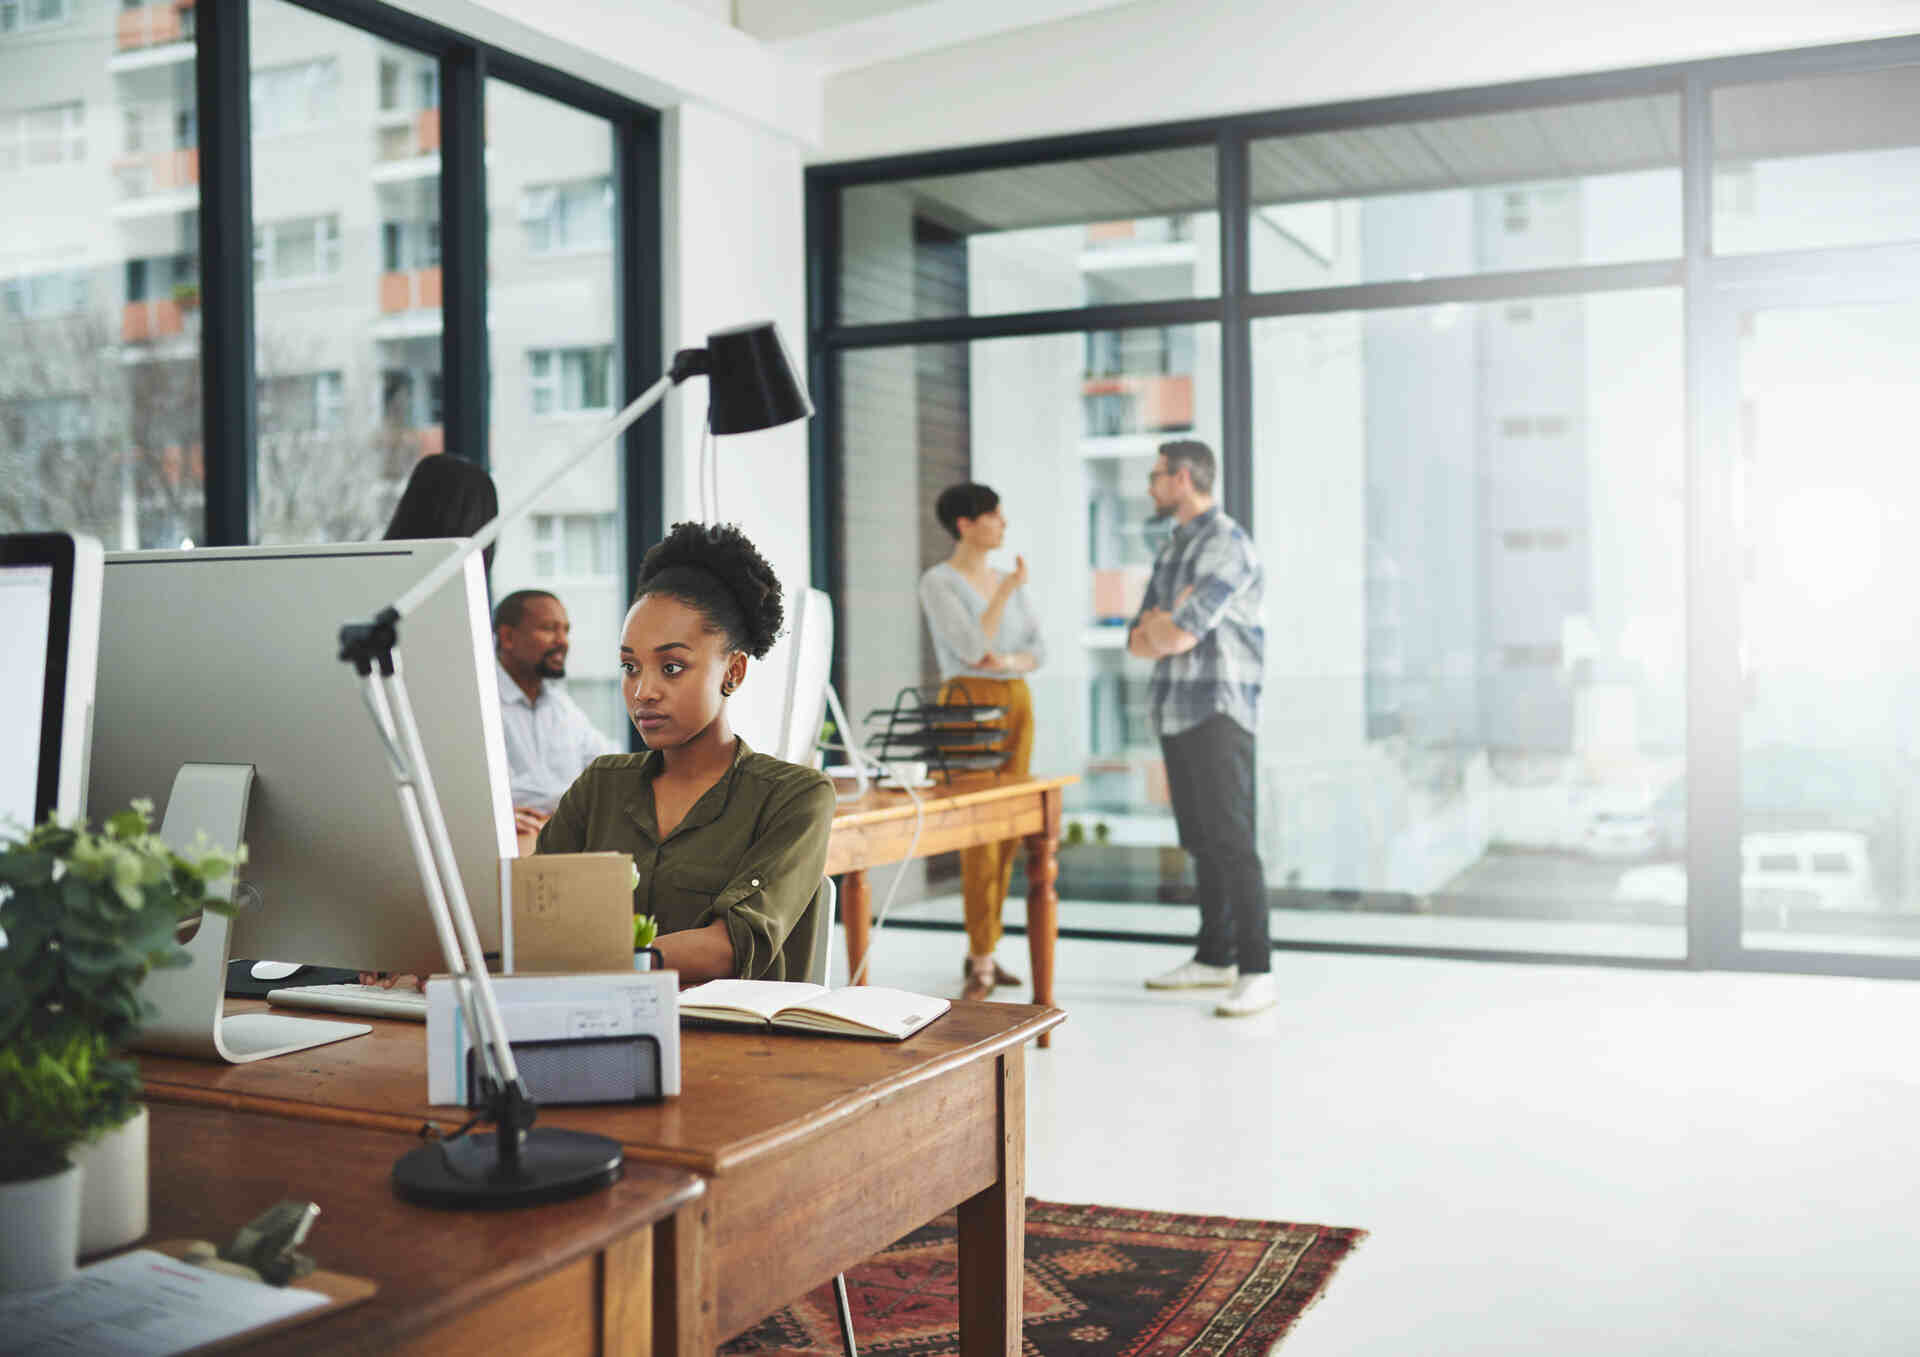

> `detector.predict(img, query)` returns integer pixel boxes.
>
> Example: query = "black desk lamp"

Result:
[339,321,811,1207]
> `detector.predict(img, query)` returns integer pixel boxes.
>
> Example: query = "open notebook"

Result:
[678,980,949,1040]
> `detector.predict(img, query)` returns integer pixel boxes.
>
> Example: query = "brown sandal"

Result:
[961,957,994,1003]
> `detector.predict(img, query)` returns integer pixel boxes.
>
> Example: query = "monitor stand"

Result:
[129,763,371,1063]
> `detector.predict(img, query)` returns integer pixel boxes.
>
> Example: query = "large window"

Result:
[1248,95,1682,293]
[520,176,611,254]
[252,214,342,285]
[1251,291,1684,956]
[838,323,1217,903]
[486,79,624,747]
[0,0,657,633]
[1734,300,1920,958]
[0,0,71,34]
[814,38,1920,981]
[840,145,1219,326]
[1713,66,1920,256]
[527,345,613,415]
[250,2,404,544]
[0,6,202,550]
[0,100,85,169]
[250,58,338,137]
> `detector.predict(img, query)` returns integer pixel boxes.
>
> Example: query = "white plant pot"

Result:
[0,1161,83,1292]
[73,1104,148,1256]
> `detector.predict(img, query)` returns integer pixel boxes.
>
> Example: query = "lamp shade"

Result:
[704,321,813,435]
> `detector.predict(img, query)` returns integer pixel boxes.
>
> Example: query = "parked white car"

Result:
[1612,831,1878,912]
[1584,810,1658,860]
[1742,831,1876,912]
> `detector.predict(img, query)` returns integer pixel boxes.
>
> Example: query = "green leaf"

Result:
[104,807,146,839]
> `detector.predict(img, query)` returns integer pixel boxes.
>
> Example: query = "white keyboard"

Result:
[266,982,429,1022]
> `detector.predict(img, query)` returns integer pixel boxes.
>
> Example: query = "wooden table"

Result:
[827,772,1075,1043]
[141,998,1064,1354]
[135,1101,702,1355]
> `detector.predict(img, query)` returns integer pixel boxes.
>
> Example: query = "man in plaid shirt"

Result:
[1128,439,1273,1017]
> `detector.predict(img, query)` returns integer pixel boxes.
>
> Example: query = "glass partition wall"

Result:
[811,39,1920,977]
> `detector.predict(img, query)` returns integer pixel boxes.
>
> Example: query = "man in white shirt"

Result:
[493,589,618,853]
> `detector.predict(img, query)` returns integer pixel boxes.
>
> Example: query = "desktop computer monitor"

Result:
[773,587,832,768]
[0,531,103,832]
[89,541,515,985]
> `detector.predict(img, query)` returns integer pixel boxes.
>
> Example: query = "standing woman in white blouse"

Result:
[918,482,1048,1002]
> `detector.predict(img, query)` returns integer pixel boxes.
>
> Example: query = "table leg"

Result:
[1023,787,1061,1048]
[602,1225,653,1356]
[841,869,871,986]
[653,1196,715,1355]
[956,1045,1026,1356]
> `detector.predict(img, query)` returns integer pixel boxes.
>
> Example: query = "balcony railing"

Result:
[1081,374,1194,436]
[115,0,195,52]
[113,148,198,200]
[121,297,200,344]
[376,108,441,162]
[1084,216,1194,249]
[378,267,441,313]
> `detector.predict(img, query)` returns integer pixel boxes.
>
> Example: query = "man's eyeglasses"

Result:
[1146,467,1171,483]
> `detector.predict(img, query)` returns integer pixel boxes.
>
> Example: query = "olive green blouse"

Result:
[534,737,835,982]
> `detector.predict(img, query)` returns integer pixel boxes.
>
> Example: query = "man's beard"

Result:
[535,650,567,679]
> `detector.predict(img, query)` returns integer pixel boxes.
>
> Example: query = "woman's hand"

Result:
[514,806,548,858]
[996,554,1028,594]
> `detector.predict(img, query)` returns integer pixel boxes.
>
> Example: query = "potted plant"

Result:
[632,912,660,971]
[0,801,240,1288]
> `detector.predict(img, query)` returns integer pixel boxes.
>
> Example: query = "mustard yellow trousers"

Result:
[937,675,1034,956]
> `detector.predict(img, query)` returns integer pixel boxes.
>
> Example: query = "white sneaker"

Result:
[1214,974,1277,1017]
[1144,959,1238,990]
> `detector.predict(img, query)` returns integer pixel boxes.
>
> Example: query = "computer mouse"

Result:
[249,959,304,981]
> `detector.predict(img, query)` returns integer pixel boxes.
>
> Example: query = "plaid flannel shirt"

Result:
[1132,506,1265,738]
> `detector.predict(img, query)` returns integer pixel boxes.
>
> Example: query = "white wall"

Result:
[661,103,813,749]
[821,0,1920,162]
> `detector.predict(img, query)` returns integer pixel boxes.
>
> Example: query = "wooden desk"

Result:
[827,772,1075,1042]
[138,1101,702,1355]
[141,998,1064,1355]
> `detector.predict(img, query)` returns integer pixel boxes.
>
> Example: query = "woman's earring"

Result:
[721,679,738,696]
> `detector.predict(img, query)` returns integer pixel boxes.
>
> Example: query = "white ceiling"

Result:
[728,0,1144,74]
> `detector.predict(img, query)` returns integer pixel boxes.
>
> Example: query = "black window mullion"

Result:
[1218,127,1251,526]
[806,173,844,699]
[196,0,255,546]
[439,44,487,469]
[616,112,662,580]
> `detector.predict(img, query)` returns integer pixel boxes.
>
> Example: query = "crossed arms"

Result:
[1128,588,1200,659]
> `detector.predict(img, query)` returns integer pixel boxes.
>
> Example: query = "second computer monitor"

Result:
[89,541,515,971]
[774,587,832,768]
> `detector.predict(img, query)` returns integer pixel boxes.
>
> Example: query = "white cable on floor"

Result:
[820,739,924,987]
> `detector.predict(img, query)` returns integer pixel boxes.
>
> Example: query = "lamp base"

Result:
[392,1128,623,1209]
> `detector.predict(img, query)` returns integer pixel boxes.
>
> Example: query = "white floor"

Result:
[854,918,1920,1355]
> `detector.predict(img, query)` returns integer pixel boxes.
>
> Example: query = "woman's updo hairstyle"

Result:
[633,521,783,660]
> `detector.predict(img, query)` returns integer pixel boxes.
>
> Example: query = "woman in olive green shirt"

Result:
[536,522,835,983]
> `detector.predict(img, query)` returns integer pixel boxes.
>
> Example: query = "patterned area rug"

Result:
[721,1199,1365,1356]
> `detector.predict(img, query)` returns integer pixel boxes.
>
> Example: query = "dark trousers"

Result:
[1161,714,1269,973]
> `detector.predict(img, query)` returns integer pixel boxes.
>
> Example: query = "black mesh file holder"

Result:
[465,1033,664,1106]
[863,682,1009,782]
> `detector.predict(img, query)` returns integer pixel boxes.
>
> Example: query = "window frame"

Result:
[806,31,1920,984]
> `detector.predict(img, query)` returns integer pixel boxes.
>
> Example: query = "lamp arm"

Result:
[391,370,677,620]
[355,669,503,1085]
